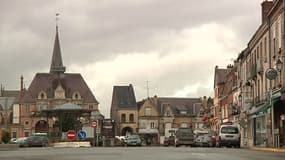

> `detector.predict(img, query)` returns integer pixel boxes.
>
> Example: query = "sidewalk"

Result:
[249,147,285,153]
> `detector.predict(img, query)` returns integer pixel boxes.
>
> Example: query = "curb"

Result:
[249,147,285,153]
[0,144,19,151]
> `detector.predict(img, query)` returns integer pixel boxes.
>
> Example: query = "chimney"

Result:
[20,75,24,92]
[261,0,273,24]
[0,84,2,97]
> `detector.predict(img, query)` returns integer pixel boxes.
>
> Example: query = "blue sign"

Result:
[77,130,87,139]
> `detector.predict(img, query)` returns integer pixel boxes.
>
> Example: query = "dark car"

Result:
[175,128,195,147]
[21,136,49,147]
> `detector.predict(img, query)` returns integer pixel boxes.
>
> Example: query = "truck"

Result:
[175,128,195,147]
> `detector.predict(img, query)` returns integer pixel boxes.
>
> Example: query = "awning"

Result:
[255,103,271,115]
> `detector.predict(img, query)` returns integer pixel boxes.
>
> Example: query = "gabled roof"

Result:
[111,84,137,109]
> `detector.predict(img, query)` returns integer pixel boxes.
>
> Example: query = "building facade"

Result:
[110,84,138,136]
[214,0,285,148]
[10,26,99,138]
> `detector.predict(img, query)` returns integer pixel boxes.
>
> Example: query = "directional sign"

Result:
[91,121,97,128]
[77,130,87,140]
[67,130,76,141]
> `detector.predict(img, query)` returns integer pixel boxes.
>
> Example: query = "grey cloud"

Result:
[0,0,262,116]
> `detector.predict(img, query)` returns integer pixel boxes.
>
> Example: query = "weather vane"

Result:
[56,13,60,28]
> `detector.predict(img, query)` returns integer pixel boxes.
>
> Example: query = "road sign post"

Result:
[91,120,98,147]
[77,130,87,140]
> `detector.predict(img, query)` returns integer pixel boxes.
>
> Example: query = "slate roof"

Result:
[17,73,98,104]
[157,97,202,116]
[214,66,230,88]
[50,26,66,73]
[111,85,137,109]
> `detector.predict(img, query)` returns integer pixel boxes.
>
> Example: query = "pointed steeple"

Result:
[50,15,66,74]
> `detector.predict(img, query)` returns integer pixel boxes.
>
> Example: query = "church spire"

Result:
[50,13,66,74]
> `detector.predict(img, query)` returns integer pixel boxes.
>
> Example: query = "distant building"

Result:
[137,96,202,145]
[110,84,138,136]
[11,26,99,138]
[0,86,20,139]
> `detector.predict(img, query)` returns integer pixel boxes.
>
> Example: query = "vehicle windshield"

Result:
[221,126,239,134]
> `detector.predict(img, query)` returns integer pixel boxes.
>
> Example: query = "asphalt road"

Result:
[0,147,284,160]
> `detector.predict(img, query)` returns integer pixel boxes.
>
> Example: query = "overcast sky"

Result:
[0,0,263,117]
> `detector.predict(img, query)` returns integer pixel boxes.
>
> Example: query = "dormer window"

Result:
[72,92,81,100]
[38,91,47,99]
[145,108,151,116]
[166,111,170,116]
[55,83,65,99]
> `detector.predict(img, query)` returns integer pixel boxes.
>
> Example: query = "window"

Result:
[25,121,29,125]
[129,114,134,122]
[72,92,81,100]
[166,111,170,116]
[150,122,155,128]
[180,123,187,128]
[25,104,30,113]
[121,114,126,122]
[12,131,17,138]
[24,131,29,137]
[38,91,47,99]
[145,108,151,116]
[89,105,93,110]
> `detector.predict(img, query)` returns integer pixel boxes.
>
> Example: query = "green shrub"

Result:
[1,130,11,144]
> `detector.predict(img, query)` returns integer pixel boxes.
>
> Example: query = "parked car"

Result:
[195,133,213,147]
[20,136,49,147]
[125,135,141,146]
[9,138,18,144]
[175,128,195,147]
[17,137,29,147]
[217,123,240,148]
[164,136,175,146]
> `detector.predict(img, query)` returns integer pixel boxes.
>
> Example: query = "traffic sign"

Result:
[77,130,87,140]
[67,130,76,141]
[91,121,97,128]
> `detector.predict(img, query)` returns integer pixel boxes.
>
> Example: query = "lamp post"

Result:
[265,58,283,148]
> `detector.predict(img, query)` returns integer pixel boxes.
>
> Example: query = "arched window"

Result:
[129,114,134,122]
[72,92,81,100]
[121,114,126,122]
[38,91,47,99]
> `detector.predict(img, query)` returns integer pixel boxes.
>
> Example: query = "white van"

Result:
[217,123,240,148]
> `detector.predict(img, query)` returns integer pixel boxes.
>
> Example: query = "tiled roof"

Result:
[214,67,230,88]
[111,85,137,109]
[157,97,201,116]
[18,73,98,104]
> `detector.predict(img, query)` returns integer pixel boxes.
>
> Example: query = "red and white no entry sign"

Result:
[91,121,97,128]
[66,130,76,141]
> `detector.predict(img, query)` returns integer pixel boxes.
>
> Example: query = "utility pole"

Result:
[146,80,150,98]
